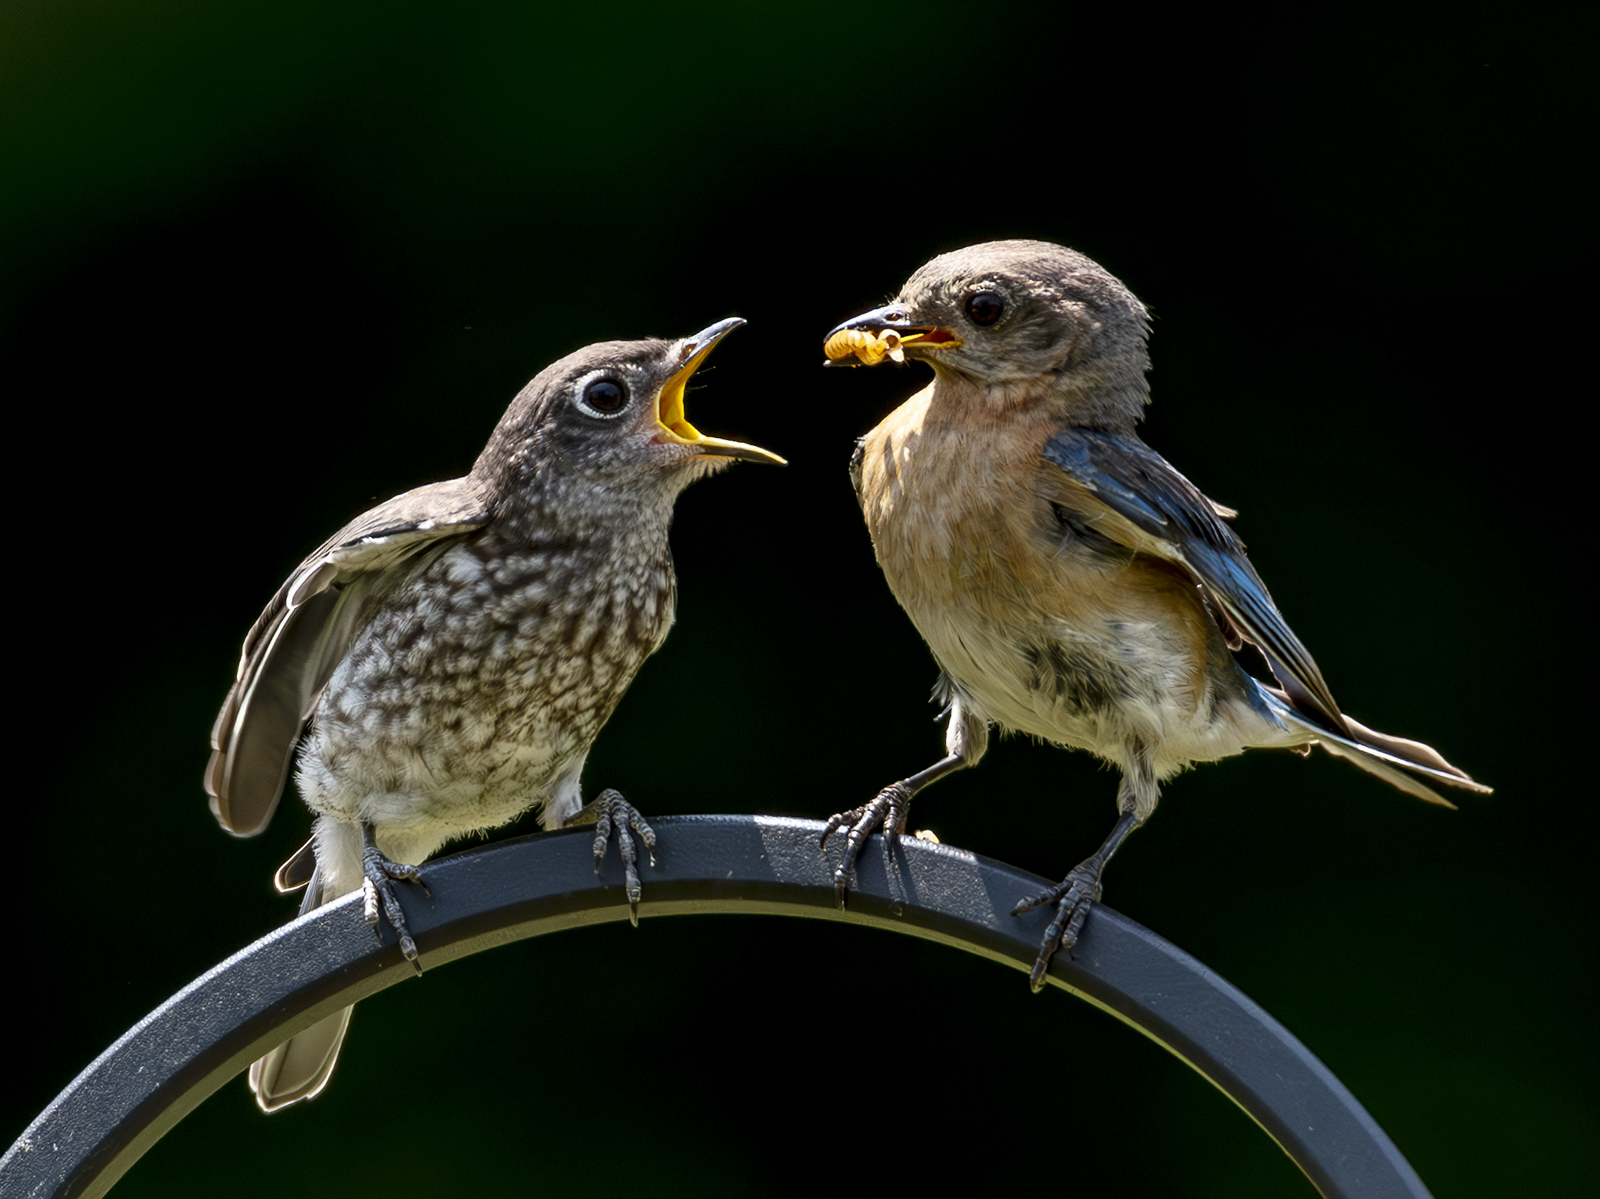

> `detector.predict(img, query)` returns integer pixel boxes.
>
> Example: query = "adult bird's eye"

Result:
[966,290,1005,327]
[580,377,628,416]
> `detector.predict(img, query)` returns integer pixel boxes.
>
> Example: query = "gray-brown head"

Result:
[825,240,1152,428]
[475,318,785,527]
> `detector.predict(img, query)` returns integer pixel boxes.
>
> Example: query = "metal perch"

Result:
[2,815,1430,1199]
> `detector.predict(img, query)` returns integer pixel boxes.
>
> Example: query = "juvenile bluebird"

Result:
[207,319,782,1109]
[821,241,1487,989]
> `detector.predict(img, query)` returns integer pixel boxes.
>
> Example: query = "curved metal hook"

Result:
[2,816,1430,1199]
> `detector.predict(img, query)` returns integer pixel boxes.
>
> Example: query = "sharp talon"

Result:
[576,790,656,923]
[822,785,915,906]
[1012,857,1106,988]
[820,812,847,850]
[1028,961,1048,993]
[359,827,429,966]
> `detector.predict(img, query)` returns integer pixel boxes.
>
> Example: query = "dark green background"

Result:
[5,3,1589,1195]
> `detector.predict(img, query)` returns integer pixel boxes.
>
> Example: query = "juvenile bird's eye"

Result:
[579,377,628,417]
[966,291,1005,327]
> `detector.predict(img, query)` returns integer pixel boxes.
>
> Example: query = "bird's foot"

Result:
[820,782,914,909]
[360,829,430,973]
[1011,856,1106,993]
[567,789,656,927]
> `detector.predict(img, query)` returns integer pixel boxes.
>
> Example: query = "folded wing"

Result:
[206,477,491,836]
[1040,429,1487,801]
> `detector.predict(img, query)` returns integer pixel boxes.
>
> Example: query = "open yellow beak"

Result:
[655,318,786,465]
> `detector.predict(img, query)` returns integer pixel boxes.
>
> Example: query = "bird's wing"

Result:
[206,476,491,835]
[1040,428,1347,735]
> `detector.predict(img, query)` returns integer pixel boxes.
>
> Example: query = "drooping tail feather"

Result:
[249,857,354,1112]
[250,1007,352,1112]
[1259,684,1490,807]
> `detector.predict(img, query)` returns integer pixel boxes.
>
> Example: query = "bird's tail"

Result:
[248,839,354,1113]
[1258,685,1491,807]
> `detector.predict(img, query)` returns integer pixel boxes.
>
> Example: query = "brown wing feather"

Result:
[206,476,491,835]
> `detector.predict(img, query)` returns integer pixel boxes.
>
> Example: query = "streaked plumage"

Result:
[208,319,781,1108]
[823,241,1487,988]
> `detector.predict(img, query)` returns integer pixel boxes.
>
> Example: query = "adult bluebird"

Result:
[207,319,783,1109]
[821,241,1487,989]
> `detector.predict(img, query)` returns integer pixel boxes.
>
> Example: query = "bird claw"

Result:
[570,789,656,927]
[820,782,915,908]
[1012,858,1105,992]
[360,837,429,973]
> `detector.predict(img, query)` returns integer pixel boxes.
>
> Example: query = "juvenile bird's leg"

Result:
[1013,755,1147,991]
[360,822,430,971]
[566,789,656,926]
[823,689,989,907]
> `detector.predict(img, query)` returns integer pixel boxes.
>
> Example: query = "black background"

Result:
[5,3,1589,1195]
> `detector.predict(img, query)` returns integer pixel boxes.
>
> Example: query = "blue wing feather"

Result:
[1042,428,1348,736]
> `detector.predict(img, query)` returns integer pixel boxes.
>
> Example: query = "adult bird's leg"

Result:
[360,821,430,971]
[566,788,656,926]
[1013,808,1141,992]
[823,688,989,907]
